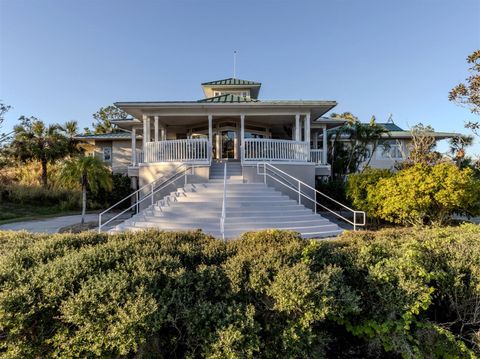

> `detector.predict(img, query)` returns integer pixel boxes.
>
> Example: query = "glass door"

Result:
[221,130,236,159]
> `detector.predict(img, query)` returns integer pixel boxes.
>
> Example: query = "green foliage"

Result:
[373,163,480,225]
[346,168,393,221]
[0,227,479,358]
[92,105,129,134]
[89,173,132,209]
[60,156,113,224]
[0,184,80,210]
[346,163,480,226]
[329,113,390,179]
[449,49,480,136]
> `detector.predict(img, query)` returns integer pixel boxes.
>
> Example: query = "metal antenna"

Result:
[233,50,237,78]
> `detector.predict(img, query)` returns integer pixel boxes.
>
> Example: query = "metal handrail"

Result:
[220,162,227,240]
[257,162,366,230]
[98,164,194,232]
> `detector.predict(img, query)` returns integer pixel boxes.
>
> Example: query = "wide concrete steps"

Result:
[112,181,344,239]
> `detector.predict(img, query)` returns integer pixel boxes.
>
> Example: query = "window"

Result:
[103,147,112,162]
[377,141,403,160]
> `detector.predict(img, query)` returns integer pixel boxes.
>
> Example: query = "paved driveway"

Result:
[0,214,101,233]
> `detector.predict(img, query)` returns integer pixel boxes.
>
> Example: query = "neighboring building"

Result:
[362,121,458,170]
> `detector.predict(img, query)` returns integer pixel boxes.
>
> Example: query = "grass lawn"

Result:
[0,202,81,225]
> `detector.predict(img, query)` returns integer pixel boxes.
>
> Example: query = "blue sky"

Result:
[1,0,479,154]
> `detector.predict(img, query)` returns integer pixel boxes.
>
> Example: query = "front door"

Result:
[221,130,236,159]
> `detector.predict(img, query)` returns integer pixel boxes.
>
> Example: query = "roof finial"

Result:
[233,50,237,78]
[387,113,394,123]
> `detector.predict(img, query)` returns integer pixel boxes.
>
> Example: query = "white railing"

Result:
[98,164,194,232]
[243,139,309,162]
[144,138,210,163]
[132,149,144,166]
[220,162,227,240]
[257,162,366,230]
[309,149,325,165]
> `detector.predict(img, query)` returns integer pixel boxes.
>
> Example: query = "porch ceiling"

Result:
[114,101,337,123]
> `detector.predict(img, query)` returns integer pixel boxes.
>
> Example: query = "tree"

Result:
[329,113,389,179]
[0,102,12,143]
[61,120,83,156]
[405,124,442,166]
[448,134,474,168]
[92,105,129,134]
[9,117,68,188]
[60,155,112,224]
[449,50,480,136]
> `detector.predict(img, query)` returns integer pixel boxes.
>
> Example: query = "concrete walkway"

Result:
[0,214,101,233]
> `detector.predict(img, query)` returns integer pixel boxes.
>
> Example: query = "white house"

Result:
[80,78,456,239]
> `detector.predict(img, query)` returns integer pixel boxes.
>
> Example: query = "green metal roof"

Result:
[378,122,404,131]
[75,132,135,140]
[197,94,259,103]
[201,78,261,86]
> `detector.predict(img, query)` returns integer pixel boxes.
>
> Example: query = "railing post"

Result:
[98,213,102,233]
[314,191,317,214]
[353,212,357,231]
[151,183,154,206]
[263,163,266,184]
[298,182,301,205]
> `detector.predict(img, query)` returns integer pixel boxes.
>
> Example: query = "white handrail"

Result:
[98,164,193,232]
[220,162,227,240]
[257,162,366,230]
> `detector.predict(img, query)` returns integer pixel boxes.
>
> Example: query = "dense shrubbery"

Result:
[0,184,80,210]
[88,173,132,209]
[346,164,480,225]
[0,171,132,214]
[0,227,479,358]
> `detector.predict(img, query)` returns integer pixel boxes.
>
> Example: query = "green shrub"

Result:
[0,227,478,358]
[88,173,132,209]
[346,168,393,221]
[346,163,480,226]
[0,184,80,210]
[373,163,480,225]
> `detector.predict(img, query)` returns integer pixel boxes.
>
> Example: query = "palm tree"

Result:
[60,155,112,224]
[10,116,68,187]
[329,113,389,179]
[61,120,83,156]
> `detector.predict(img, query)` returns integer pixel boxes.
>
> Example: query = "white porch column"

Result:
[154,116,159,142]
[313,130,319,149]
[295,114,300,141]
[304,113,311,146]
[161,126,166,140]
[240,114,245,160]
[322,124,328,164]
[131,127,137,165]
[208,114,213,149]
[142,115,148,155]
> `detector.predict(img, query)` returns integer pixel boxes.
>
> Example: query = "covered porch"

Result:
[122,113,334,167]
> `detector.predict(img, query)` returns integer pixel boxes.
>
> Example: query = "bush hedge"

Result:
[0,184,81,210]
[0,226,479,358]
[346,164,480,226]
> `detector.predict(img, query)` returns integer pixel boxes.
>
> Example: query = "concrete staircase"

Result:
[112,174,344,239]
[210,160,243,182]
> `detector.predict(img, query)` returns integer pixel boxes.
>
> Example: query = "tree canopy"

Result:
[449,49,480,136]
[91,105,129,134]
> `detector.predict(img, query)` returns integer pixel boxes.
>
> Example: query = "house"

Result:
[326,119,459,172]
[80,78,347,185]
[361,121,458,170]
[87,78,456,238]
